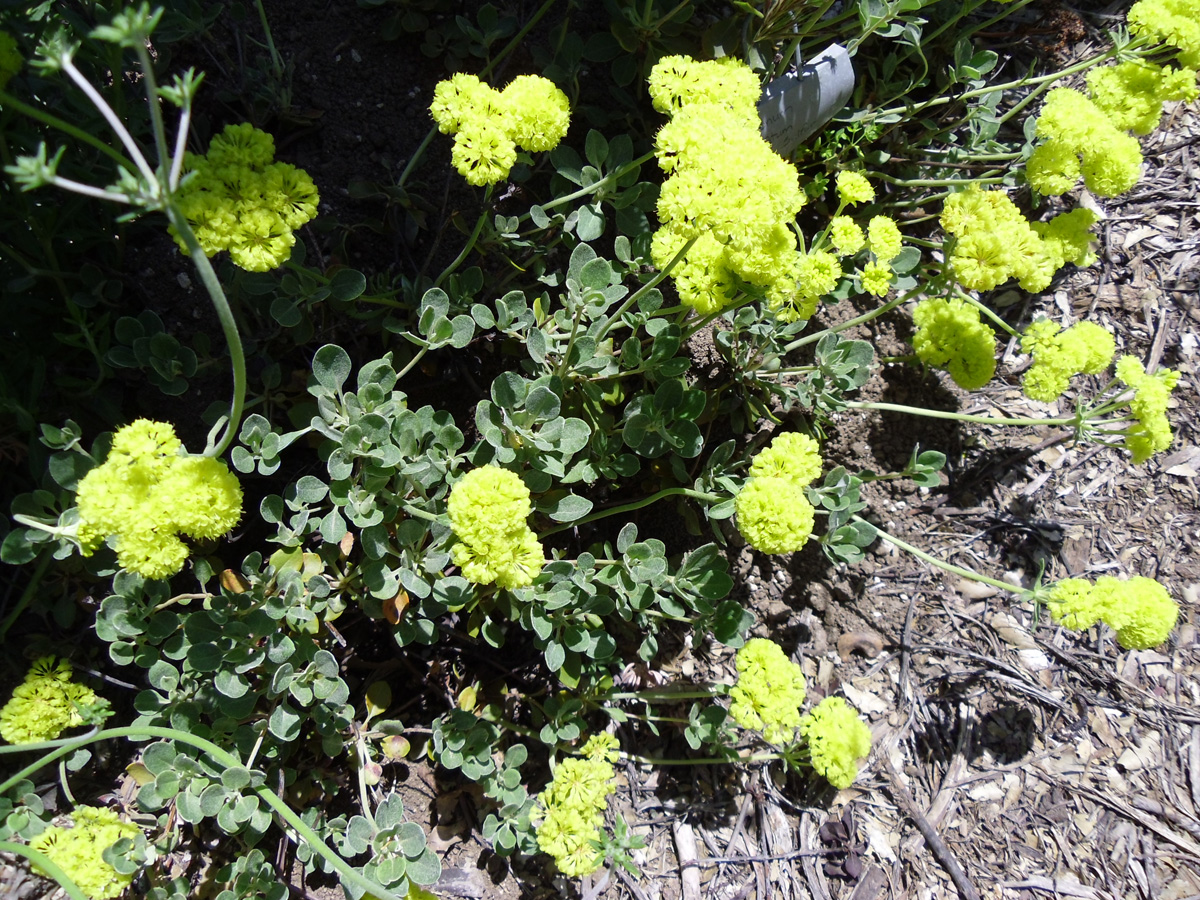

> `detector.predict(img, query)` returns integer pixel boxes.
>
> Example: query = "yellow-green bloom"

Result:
[447,466,544,589]
[798,697,872,789]
[1020,319,1115,402]
[30,806,139,900]
[867,215,902,263]
[173,123,319,271]
[828,216,865,256]
[836,171,874,205]
[431,72,571,185]
[1047,575,1179,649]
[735,477,815,555]
[75,420,243,580]
[535,733,620,877]
[1115,356,1180,462]
[860,260,893,297]
[0,657,98,745]
[911,298,996,390]
[1128,0,1200,68]
[729,639,807,745]
[747,432,822,487]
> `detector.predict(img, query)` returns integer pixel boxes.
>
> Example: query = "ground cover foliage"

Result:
[0,1,1198,898]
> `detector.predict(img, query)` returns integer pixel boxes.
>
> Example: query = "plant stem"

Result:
[598,234,697,342]
[844,400,1075,428]
[859,516,1024,594]
[61,58,157,188]
[434,185,493,289]
[782,287,918,353]
[0,726,408,900]
[0,841,90,900]
[0,552,51,642]
[164,206,246,458]
[522,152,656,224]
[540,487,724,538]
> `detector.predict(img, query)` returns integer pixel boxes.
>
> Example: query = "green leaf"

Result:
[545,493,593,523]
[576,204,605,242]
[330,268,368,301]
[584,129,609,168]
[312,344,352,394]
[221,767,252,791]
[710,600,755,647]
[269,702,302,741]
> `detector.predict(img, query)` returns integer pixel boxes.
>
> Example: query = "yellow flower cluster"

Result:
[174,123,319,271]
[1020,319,1115,401]
[1028,0,1200,199]
[0,657,97,744]
[535,734,619,877]
[648,55,811,319]
[836,171,875,206]
[798,697,873,789]
[735,433,822,554]
[1115,356,1181,462]
[430,73,570,186]
[1128,0,1200,68]
[729,638,808,745]
[1088,60,1199,135]
[911,298,996,390]
[1047,575,1179,649]
[75,420,243,580]
[447,466,544,590]
[30,806,139,900]
[941,186,1096,292]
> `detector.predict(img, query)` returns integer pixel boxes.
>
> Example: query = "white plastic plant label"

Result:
[758,44,855,159]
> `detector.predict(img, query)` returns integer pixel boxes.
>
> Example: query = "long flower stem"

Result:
[0,726,408,900]
[858,516,1023,595]
[598,235,698,342]
[61,58,157,187]
[435,187,493,289]
[0,841,90,900]
[522,152,656,224]
[844,400,1075,428]
[540,487,724,538]
[165,205,246,458]
[782,287,919,353]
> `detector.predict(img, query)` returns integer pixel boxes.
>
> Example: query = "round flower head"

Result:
[228,207,295,271]
[1026,140,1082,196]
[451,122,518,187]
[729,639,807,745]
[836,171,874,206]
[828,216,865,256]
[1088,60,1182,135]
[911,298,997,391]
[1115,356,1181,462]
[0,657,98,745]
[447,466,544,589]
[1100,576,1179,650]
[1128,0,1200,68]
[860,260,893,297]
[867,216,902,263]
[206,122,275,168]
[748,432,823,487]
[798,697,872,789]
[75,420,243,579]
[735,477,815,555]
[536,734,618,877]
[30,806,139,900]
[1048,575,1179,649]
[647,55,761,117]
[501,75,571,151]
[430,72,500,134]
[796,249,841,304]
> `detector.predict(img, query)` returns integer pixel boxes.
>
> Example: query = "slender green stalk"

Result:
[0,553,52,642]
[133,45,171,176]
[164,206,246,458]
[598,234,697,341]
[522,152,656,224]
[540,487,724,538]
[958,292,1019,338]
[859,516,1024,594]
[60,58,156,187]
[0,726,408,900]
[844,400,1075,428]
[435,186,493,289]
[0,840,90,900]
[782,287,919,353]
[253,0,285,81]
